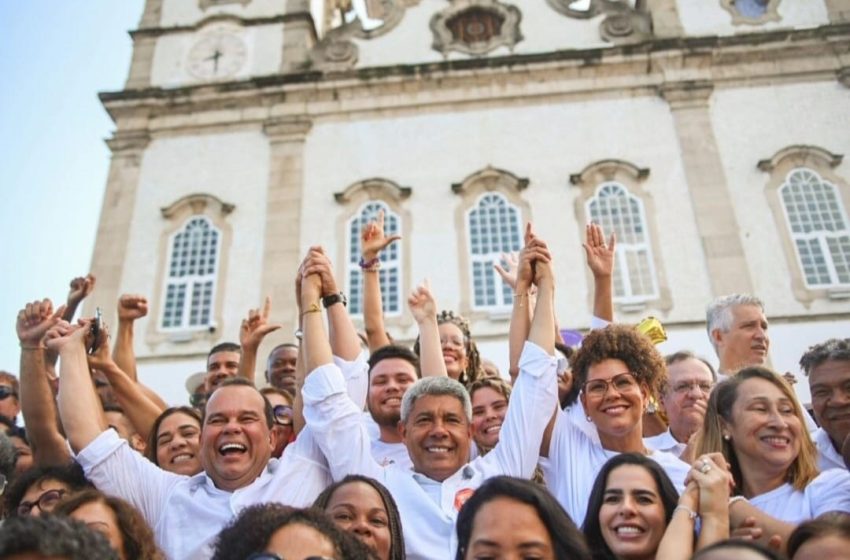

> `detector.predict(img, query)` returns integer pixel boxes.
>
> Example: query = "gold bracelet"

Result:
[20,345,45,351]
[300,302,322,316]
[514,292,528,298]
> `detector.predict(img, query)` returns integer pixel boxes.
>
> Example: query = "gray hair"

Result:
[705,294,764,350]
[400,377,472,424]
[800,338,850,376]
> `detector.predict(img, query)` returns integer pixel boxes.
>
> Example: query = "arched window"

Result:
[587,182,658,303]
[161,216,221,329]
[780,168,850,287]
[467,192,523,310]
[347,201,402,315]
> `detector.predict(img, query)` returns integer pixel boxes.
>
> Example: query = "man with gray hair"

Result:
[300,236,558,560]
[802,338,850,470]
[705,294,769,381]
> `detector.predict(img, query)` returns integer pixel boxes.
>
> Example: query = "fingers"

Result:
[261,296,272,319]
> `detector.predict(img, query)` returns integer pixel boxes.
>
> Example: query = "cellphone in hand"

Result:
[89,307,102,354]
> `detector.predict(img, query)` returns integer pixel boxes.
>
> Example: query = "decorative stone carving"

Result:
[310,0,408,71]
[334,178,413,204]
[430,0,523,57]
[719,0,782,26]
[451,166,529,195]
[199,0,250,10]
[161,193,235,219]
[546,0,652,45]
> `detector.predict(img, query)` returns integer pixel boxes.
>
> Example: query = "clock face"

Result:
[187,32,247,80]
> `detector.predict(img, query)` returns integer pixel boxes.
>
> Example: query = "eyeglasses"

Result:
[583,372,639,399]
[671,381,712,395]
[0,386,18,400]
[246,554,335,560]
[273,405,293,427]
[17,488,67,516]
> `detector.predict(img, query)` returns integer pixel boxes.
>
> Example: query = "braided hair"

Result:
[414,310,482,386]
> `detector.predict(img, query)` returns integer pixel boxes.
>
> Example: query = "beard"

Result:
[369,402,402,428]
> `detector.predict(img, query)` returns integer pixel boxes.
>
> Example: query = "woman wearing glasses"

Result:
[4,462,92,517]
[541,324,690,526]
[144,407,202,477]
[261,388,294,459]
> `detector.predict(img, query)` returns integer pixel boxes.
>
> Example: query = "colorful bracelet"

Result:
[359,256,380,270]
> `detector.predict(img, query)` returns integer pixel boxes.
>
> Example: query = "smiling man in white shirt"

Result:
[300,236,558,560]
[706,294,770,381]
[49,321,330,560]
[802,338,850,471]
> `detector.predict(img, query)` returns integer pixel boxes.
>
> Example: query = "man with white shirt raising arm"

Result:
[300,230,559,560]
[49,320,330,560]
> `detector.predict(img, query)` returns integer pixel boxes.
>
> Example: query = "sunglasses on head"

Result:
[0,386,17,400]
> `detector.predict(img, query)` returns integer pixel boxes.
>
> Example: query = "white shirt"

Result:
[716,369,818,432]
[76,429,331,560]
[371,438,413,469]
[749,469,850,523]
[543,407,690,526]
[645,428,687,458]
[814,427,846,471]
[302,341,557,560]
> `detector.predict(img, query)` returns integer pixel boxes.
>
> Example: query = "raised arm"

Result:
[112,294,147,382]
[48,319,108,453]
[89,333,164,441]
[62,274,96,323]
[408,280,447,378]
[497,250,532,384]
[237,296,282,384]
[583,223,615,323]
[303,247,361,361]
[527,233,555,355]
[361,210,401,352]
[17,299,71,466]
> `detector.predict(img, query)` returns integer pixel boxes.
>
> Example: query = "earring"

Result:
[723,434,731,441]
[586,415,593,423]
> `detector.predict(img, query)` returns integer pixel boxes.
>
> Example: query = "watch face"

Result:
[187,31,247,80]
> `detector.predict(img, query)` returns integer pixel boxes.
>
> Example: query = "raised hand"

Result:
[301,247,339,298]
[17,299,67,348]
[240,296,282,350]
[117,294,148,322]
[517,224,553,288]
[67,274,96,307]
[583,223,616,278]
[361,210,401,261]
[44,319,90,354]
[87,328,116,373]
[407,280,437,324]
[493,252,519,291]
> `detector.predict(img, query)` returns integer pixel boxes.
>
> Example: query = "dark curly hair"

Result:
[413,310,482,386]
[54,488,164,560]
[5,462,92,517]
[570,324,666,398]
[0,514,119,560]
[313,475,405,560]
[212,504,377,560]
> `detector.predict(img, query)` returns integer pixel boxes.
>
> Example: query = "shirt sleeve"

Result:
[302,363,383,480]
[478,341,558,479]
[589,315,610,330]
[810,469,850,516]
[334,350,369,411]
[75,430,183,528]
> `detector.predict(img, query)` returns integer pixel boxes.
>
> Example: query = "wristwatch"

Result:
[322,291,348,308]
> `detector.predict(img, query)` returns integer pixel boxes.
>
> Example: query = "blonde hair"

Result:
[696,366,818,492]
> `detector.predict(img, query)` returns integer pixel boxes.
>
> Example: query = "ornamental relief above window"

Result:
[430,0,523,57]
[720,0,782,26]
[545,0,652,45]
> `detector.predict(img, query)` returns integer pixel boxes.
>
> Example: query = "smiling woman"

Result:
[697,367,850,538]
[145,406,202,476]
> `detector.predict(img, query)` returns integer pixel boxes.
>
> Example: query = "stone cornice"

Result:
[105,130,151,153]
[658,80,714,108]
[130,12,315,38]
[262,116,312,140]
[101,23,850,131]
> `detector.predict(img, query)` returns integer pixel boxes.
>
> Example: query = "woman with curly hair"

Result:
[542,324,690,526]
[696,367,850,549]
[414,310,483,386]
[313,475,405,560]
[54,488,164,560]
[212,504,376,560]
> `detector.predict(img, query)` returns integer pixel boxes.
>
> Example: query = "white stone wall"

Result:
[677,0,830,37]
[149,22,283,88]
[711,81,850,316]
[160,0,286,27]
[121,130,270,359]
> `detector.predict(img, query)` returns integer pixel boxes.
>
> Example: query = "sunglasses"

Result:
[17,488,67,516]
[0,386,18,400]
[273,405,293,427]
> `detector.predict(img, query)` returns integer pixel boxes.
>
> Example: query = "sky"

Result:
[0,1,145,373]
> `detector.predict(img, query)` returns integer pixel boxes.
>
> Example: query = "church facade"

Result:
[87,0,850,405]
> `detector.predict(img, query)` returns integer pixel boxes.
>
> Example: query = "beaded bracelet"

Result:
[359,256,380,271]
[674,505,698,520]
[728,496,748,508]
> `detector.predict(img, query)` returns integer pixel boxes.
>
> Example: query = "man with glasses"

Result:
[0,371,21,424]
[4,463,91,517]
[645,351,715,458]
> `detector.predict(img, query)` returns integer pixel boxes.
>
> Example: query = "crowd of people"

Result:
[1,217,850,560]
